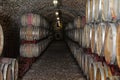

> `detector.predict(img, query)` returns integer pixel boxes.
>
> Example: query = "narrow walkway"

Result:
[22,41,85,80]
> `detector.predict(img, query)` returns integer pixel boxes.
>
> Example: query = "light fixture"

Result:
[57,17,60,20]
[53,0,58,6]
[55,12,59,16]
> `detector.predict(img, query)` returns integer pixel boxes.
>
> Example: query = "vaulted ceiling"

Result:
[0,0,86,25]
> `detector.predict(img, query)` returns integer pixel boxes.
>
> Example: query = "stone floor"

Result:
[21,40,85,80]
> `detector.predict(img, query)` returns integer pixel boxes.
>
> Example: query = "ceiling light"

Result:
[55,12,59,16]
[53,0,58,6]
[57,17,60,20]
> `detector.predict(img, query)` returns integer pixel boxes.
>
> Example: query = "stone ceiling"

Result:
[0,0,86,25]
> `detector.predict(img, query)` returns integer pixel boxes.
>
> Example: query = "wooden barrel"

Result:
[95,63,112,80]
[95,0,118,22]
[91,24,98,53]
[0,58,18,80]
[86,0,91,23]
[0,63,12,80]
[106,76,120,80]
[89,59,97,80]
[96,23,107,56]
[0,25,4,56]
[104,23,117,65]
[85,24,92,48]
[21,13,41,26]
[74,16,81,28]
[20,26,40,41]
[20,44,39,58]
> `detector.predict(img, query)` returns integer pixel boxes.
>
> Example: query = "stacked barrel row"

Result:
[66,38,120,80]
[75,0,120,79]
[65,16,82,43]
[85,0,120,70]
[20,13,51,58]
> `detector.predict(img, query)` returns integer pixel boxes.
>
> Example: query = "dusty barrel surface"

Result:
[20,44,39,58]
[0,25,4,56]
[20,26,41,41]
[21,13,41,26]
[96,23,107,56]
[0,58,18,80]
[0,63,12,80]
[91,24,98,53]
[104,23,117,65]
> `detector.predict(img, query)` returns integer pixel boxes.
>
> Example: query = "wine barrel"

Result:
[104,23,117,65]
[0,63,12,80]
[20,26,40,41]
[95,0,118,22]
[21,13,41,26]
[96,23,107,56]
[0,58,18,80]
[95,63,112,80]
[20,44,39,58]
[0,25,4,56]
[89,62,102,80]
[85,24,92,48]
[86,0,91,23]
[91,24,98,53]
[74,16,81,28]
[106,76,120,80]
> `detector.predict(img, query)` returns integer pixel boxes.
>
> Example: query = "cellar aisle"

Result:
[22,41,85,80]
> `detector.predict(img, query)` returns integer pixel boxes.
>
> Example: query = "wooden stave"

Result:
[90,0,95,22]
[0,65,3,80]
[91,24,98,53]
[85,24,92,48]
[0,25,4,56]
[86,0,91,23]
[96,23,107,56]
[116,23,120,68]
[104,23,117,65]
